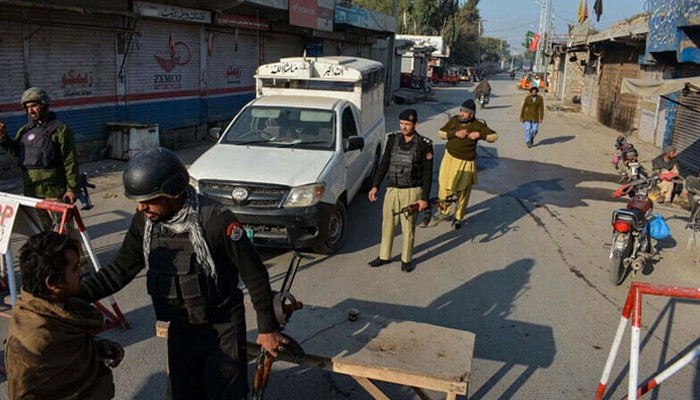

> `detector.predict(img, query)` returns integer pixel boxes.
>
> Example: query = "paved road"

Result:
[2,75,700,399]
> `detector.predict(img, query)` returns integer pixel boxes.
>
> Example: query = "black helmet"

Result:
[123,147,189,201]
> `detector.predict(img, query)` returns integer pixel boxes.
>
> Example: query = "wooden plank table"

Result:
[156,303,475,400]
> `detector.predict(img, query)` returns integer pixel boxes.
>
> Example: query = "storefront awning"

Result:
[621,77,700,97]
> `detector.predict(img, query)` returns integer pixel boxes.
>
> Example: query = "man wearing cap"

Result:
[79,148,287,399]
[520,86,545,148]
[368,109,433,272]
[652,145,681,204]
[0,88,79,230]
[434,100,498,229]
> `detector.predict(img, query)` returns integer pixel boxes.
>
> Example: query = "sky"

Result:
[479,0,647,52]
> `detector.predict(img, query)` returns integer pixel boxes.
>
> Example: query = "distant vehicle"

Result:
[519,72,549,92]
[188,57,386,254]
[430,66,459,85]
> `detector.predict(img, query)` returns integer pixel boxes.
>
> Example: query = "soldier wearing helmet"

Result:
[0,87,79,229]
[78,148,286,399]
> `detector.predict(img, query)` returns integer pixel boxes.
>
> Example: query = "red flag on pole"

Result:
[584,0,589,21]
[529,33,541,51]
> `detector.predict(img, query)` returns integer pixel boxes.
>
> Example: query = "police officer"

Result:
[0,88,79,230]
[368,109,433,272]
[78,148,286,400]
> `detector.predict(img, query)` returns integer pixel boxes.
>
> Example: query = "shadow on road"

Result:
[333,258,555,400]
[535,135,575,146]
[133,372,168,400]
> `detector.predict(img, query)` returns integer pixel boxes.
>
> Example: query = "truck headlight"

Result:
[284,183,325,208]
[189,176,200,193]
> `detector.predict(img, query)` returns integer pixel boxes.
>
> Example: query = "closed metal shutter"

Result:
[0,7,27,135]
[206,29,257,122]
[671,64,700,175]
[126,20,201,129]
[263,32,302,63]
[323,39,339,56]
[25,10,118,143]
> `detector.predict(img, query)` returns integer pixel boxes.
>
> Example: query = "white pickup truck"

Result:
[188,56,385,253]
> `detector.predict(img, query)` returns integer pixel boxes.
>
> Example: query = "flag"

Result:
[584,0,589,21]
[526,31,535,48]
[578,0,583,23]
[529,33,541,52]
[594,0,603,22]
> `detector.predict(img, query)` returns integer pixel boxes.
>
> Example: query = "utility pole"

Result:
[477,18,481,68]
[535,0,548,72]
[385,0,398,105]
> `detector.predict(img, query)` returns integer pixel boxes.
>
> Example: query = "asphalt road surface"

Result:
[1,75,700,399]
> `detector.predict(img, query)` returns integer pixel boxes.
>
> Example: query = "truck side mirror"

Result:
[344,137,364,152]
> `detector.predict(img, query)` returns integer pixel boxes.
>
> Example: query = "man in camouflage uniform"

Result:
[0,88,79,230]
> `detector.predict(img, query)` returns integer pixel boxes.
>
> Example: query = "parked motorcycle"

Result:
[609,172,679,285]
[612,128,647,182]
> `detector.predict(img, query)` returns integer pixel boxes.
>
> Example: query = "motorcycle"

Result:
[476,93,490,109]
[609,172,680,285]
[612,128,643,182]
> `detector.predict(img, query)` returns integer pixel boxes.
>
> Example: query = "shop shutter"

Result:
[0,7,28,135]
[25,10,118,143]
[263,32,303,63]
[323,39,340,56]
[206,29,257,122]
[671,64,700,175]
[126,20,201,129]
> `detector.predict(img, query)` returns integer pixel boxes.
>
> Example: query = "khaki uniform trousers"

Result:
[438,151,477,221]
[380,187,423,263]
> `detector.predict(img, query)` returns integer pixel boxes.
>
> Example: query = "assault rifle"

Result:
[251,251,307,400]
[392,196,457,217]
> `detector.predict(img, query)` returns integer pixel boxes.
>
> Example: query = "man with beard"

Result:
[78,148,286,399]
[433,100,498,229]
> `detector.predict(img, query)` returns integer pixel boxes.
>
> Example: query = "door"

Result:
[341,105,365,197]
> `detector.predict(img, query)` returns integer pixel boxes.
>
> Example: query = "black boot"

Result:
[368,257,390,267]
[401,261,415,272]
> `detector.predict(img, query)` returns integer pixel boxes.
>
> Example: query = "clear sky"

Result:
[479,0,646,52]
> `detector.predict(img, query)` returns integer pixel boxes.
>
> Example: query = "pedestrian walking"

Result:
[0,88,79,230]
[5,232,124,400]
[520,86,545,148]
[78,148,286,400]
[651,145,681,204]
[434,100,498,229]
[368,109,433,272]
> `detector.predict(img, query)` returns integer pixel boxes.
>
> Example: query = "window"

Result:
[342,107,358,139]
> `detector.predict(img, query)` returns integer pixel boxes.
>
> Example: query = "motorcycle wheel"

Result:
[610,232,633,285]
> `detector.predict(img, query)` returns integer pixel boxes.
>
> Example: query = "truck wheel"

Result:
[361,149,381,192]
[313,201,347,255]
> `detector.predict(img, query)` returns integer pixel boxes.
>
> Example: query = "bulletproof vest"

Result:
[19,115,63,170]
[388,134,422,188]
[146,230,214,324]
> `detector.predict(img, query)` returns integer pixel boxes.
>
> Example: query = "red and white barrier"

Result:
[0,192,129,332]
[595,282,700,400]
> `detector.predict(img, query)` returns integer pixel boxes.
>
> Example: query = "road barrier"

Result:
[595,282,700,400]
[0,192,129,332]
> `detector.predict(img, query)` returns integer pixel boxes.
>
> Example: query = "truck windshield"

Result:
[222,107,336,150]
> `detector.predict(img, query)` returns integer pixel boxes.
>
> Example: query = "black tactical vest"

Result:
[388,134,422,188]
[19,115,63,170]
[144,199,243,325]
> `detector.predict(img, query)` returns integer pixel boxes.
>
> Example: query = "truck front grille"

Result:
[199,180,289,209]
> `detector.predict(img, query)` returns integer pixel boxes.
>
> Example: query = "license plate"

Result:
[245,228,254,243]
